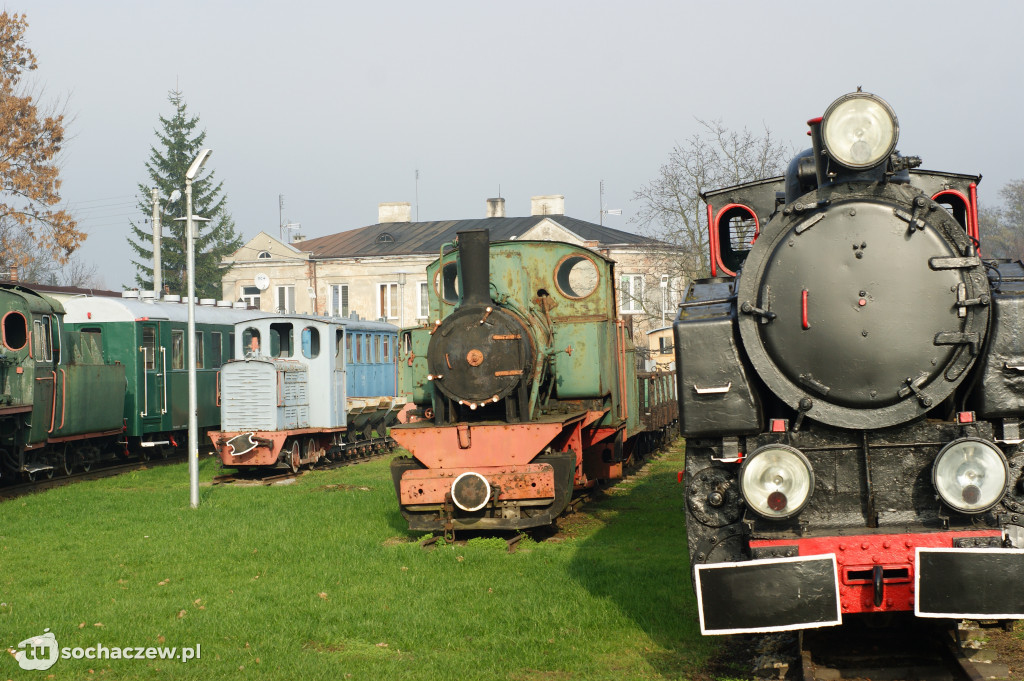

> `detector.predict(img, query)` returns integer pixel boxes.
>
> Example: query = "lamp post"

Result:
[185,148,212,509]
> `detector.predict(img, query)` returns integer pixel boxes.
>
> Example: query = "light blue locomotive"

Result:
[210,314,402,471]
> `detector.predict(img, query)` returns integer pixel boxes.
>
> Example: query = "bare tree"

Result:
[631,119,790,313]
[979,179,1024,261]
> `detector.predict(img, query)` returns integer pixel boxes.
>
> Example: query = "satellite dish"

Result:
[254,273,270,291]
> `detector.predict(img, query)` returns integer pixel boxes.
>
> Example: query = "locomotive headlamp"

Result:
[932,438,1008,513]
[739,445,814,520]
[821,93,898,169]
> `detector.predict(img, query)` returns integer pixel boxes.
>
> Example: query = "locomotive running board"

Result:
[915,547,1024,619]
[694,555,841,635]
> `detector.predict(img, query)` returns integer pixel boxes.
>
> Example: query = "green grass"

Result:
[0,442,725,680]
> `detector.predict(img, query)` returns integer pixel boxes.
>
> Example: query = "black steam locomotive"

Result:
[675,91,1024,635]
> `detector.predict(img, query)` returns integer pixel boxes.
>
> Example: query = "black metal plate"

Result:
[695,555,841,635]
[916,548,1024,618]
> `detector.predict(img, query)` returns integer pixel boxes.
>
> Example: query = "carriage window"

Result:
[302,327,320,359]
[369,334,377,363]
[211,331,223,367]
[142,327,157,370]
[336,330,345,361]
[33,317,52,362]
[270,322,293,358]
[171,329,185,369]
[195,331,204,369]
[2,311,27,351]
[346,333,353,364]
[81,328,102,355]
[355,333,362,363]
[381,335,390,363]
[242,327,261,354]
[229,333,235,360]
[727,215,757,252]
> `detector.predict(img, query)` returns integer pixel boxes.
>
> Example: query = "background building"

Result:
[220,195,683,358]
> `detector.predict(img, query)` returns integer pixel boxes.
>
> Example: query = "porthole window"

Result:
[555,255,600,299]
[2,310,27,351]
[257,251,272,259]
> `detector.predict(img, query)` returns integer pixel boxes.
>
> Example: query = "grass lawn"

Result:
[1,440,732,680]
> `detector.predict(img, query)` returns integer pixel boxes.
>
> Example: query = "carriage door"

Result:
[140,323,166,431]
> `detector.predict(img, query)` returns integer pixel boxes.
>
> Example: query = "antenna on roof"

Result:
[415,168,420,222]
[599,180,621,225]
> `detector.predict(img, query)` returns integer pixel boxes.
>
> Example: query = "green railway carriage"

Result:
[56,292,263,456]
[0,284,125,478]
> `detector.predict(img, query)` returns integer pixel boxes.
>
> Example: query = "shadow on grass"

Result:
[565,445,723,679]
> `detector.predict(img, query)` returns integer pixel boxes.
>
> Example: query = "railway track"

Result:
[0,454,186,501]
[796,617,1014,681]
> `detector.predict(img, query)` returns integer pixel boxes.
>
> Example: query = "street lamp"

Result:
[186,148,212,509]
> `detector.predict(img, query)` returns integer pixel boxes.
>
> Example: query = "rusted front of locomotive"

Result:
[678,91,1024,635]
[391,229,632,532]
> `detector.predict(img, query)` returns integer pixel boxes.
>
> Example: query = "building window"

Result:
[275,285,295,314]
[620,274,644,314]
[257,251,272,259]
[379,283,399,320]
[418,282,429,318]
[171,329,185,369]
[376,232,395,244]
[240,285,260,309]
[330,284,349,318]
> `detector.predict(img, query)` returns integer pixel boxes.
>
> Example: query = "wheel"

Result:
[139,445,150,462]
[80,448,96,472]
[159,445,172,460]
[305,438,319,466]
[288,441,300,474]
[44,464,54,479]
[62,448,75,476]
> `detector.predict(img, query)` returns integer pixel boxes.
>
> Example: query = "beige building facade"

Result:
[220,196,684,356]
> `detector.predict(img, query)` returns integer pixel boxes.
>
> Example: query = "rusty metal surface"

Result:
[399,463,555,505]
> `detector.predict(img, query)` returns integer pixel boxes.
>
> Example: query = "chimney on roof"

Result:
[531,195,564,216]
[485,197,506,218]
[379,202,412,223]
[292,234,306,243]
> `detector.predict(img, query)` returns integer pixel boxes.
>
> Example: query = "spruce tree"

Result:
[127,90,242,298]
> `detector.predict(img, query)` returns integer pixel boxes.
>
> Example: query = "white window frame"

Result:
[330,283,349,318]
[240,286,260,309]
[620,274,644,314]
[378,282,399,321]
[417,281,429,319]
[275,285,295,314]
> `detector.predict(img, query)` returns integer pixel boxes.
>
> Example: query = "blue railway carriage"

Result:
[209,315,401,471]
[56,291,263,459]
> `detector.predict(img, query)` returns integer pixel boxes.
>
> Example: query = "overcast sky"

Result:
[19,0,1024,290]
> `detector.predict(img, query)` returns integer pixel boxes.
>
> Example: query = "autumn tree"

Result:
[979,179,1024,261]
[127,90,242,298]
[0,12,82,279]
[631,120,789,315]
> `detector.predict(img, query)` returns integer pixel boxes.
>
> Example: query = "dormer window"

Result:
[376,232,395,244]
[257,251,272,259]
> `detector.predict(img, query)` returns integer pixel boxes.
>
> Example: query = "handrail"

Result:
[59,368,66,429]
[160,346,167,414]
[48,370,57,433]
[139,345,148,417]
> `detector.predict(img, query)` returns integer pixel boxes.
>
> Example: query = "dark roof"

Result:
[0,280,123,298]
[298,215,655,259]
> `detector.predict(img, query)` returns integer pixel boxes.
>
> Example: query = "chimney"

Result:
[485,197,506,218]
[292,234,306,243]
[457,229,491,308]
[530,195,565,216]
[8,265,16,282]
[378,202,412,223]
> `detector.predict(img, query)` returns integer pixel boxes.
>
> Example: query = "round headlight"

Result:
[933,438,1008,513]
[821,93,898,169]
[739,445,814,519]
